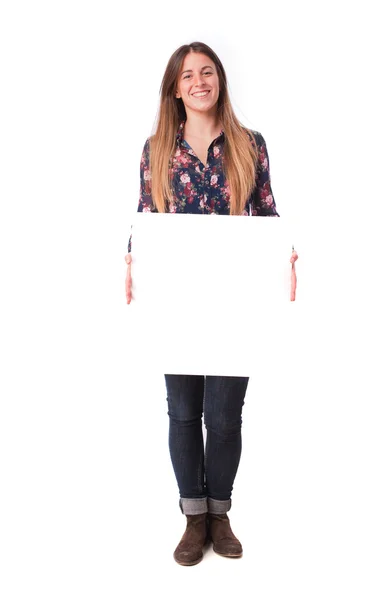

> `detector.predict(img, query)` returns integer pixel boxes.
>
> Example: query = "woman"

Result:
[124,41,298,566]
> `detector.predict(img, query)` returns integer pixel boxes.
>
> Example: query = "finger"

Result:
[290,265,297,301]
[125,275,132,302]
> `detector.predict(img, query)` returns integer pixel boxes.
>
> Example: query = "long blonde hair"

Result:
[150,41,259,215]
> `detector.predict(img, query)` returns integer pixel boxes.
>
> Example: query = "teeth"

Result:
[193,91,209,97]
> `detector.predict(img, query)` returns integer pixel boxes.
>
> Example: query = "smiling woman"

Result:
[124,40,298,567]
[137,41,269,217]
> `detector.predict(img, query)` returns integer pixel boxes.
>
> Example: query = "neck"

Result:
[183,112,222,138]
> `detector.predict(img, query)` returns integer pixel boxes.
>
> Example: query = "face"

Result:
[175,52,220,115]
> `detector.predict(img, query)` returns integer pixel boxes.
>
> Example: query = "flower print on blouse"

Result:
[127,119,279,253]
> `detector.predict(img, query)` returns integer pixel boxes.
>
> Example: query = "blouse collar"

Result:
[176,119,225,144]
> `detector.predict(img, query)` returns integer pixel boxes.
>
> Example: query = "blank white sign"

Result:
[128,213,295,376]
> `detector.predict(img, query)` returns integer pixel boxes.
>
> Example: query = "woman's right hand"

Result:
[125,253,132,304]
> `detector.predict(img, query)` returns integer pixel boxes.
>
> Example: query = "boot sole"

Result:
[174,554,203,566]
[213,547,243,558]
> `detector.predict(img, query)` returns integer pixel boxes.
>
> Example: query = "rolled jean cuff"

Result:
[179,497,208,515]
[208,497,232,514]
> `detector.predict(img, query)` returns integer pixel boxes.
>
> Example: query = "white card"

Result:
[128,213,294,376]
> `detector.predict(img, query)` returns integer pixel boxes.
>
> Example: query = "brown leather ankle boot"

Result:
[208,513,243,558]
[173,513,208,566]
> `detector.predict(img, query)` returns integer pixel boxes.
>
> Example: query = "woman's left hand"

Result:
[290,250,298,301]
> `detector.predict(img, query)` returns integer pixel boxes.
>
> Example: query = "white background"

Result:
[1,1,390,598]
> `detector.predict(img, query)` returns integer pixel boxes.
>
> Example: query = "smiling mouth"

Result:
[192,90,210,98]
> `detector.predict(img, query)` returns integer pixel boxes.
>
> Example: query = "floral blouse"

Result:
[127,119,279,253]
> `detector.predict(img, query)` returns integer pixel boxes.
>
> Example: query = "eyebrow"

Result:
[181,65,214,75]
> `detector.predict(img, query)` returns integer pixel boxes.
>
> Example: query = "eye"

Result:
[183,71,213,80]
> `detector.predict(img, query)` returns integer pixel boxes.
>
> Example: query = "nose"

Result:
[194,73,206,87]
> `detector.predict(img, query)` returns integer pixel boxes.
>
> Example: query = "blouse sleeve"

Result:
[127,137,157,253]
[251,134,280,217]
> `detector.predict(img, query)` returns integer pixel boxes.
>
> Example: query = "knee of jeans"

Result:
[166,396,202,423]
[204,414,242,436]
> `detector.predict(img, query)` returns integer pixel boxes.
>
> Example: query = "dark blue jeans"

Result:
[164,374,249,515]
